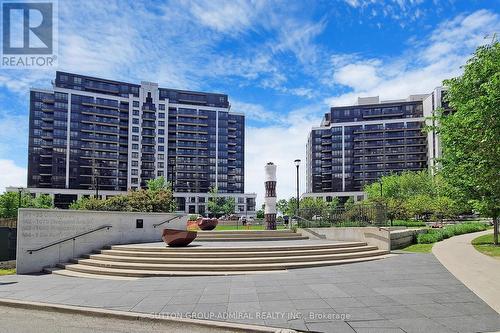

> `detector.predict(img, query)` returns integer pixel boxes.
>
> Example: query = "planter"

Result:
[198,218,218,231]
[162,229,197,247]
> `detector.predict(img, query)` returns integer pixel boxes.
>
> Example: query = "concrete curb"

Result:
[0,298,297,333]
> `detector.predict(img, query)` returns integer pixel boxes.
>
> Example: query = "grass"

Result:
[401,243,434,253]
[0,268,15,276]
[214,225,287,230]
[417,223,488,244]
[391,220,427,227]
[472,233,500,258]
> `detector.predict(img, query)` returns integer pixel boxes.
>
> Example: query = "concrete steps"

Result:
[194,230,309,241]
[49,241,390,278]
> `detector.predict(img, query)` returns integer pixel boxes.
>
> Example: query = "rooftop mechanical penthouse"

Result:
[26,71,255,214]
[305,94,430,202]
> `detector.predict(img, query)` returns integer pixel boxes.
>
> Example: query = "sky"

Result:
[0,0,499,205]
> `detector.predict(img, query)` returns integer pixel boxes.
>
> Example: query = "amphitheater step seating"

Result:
[47,238,390,278]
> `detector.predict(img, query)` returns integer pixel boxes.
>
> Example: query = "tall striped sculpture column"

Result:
[264,162,277,230]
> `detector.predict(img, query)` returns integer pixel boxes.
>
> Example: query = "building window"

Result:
[159,104,165,110]
[158,146,164,151]
[158,170,164,176]
[133,110,139,116]
[158,154,164,159]
[133,118,139,124]
[158,129,165,135]
[131,169,138,175]
[132,161,138,167]
[159,113,165,118]
[131,178,138,184]
[158,162,164,168]
[158,121,165,127]
[132,135,139,141]
[132,127,139,133]
[132,143,139,150]
[133,101,139,107]
[158,137,164,143]
[132,152,139,158]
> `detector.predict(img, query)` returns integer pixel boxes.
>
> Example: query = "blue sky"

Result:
[0,0,499,203]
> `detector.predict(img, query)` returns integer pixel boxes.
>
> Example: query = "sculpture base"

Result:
[162,229,197,247]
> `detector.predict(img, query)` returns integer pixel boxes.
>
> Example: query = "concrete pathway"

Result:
[1,253,499,332]
[433,230,500,314]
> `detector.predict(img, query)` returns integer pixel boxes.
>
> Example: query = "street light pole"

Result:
[94,168,99,198]
[17,187,23,208]
[294,159,301,220]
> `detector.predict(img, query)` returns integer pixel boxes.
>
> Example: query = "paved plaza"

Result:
[1,252,499,333]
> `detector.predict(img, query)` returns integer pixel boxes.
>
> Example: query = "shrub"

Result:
[417,231,443,244]
[417,223,487,244]
[392,220,426,227]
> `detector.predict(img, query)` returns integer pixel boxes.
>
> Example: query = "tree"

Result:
[69,177,176,213]
[222,197,236,216]
[207,187,235,217]
[405,194,434,221]
[0,192,54,218]
[437,41,500,244]
[276,199,289,216]
[146,176,170,192]
[364,171,436,222]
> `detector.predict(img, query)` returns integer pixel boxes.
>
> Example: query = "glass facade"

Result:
[28,71,245,195]
[307,97,428,193]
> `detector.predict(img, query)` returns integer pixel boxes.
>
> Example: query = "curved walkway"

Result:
[433,230,500,314]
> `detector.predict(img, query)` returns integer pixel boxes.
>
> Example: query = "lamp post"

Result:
[294,159,301,220]
[17,187,23,208]
[93,168,99,198]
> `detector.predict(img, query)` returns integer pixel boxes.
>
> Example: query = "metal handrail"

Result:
[27,225,112,254]
[153,215,184,228]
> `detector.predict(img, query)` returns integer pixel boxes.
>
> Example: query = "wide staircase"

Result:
[46,230,389,278]
[195,229,309,241]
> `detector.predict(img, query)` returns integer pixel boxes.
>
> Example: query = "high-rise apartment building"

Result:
[423,86,451,174]
[24,71,255,215]
[305,94,429,202]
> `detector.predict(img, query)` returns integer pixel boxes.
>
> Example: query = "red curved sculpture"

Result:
[198,218,218,231]
[162,229,197,247]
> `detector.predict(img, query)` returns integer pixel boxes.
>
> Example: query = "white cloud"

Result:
[0,160,26,192]
[231,100,280,123]
[184,0,266,34]
[333,60,382,91]
[245,104,324,206]
[325,9,500,106]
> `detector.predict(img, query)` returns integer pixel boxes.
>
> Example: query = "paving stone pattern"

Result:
[1,253,499,333]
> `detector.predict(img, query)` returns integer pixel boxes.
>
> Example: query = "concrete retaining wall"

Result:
[299,227,391,251]
[298,227,426,251]
[16,209,187,274]
[390,228,426,249]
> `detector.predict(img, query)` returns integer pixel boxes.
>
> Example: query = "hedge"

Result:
[417,223,488,244]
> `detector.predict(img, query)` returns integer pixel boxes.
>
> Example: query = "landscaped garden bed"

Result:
[417,223,488,244]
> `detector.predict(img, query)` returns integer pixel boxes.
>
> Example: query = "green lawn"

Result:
[214,225,287,230]
[0,268,15,276]
[400,243,434,253]
[472,233,500,259]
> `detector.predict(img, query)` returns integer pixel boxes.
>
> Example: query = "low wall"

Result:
[16,209,187,274]
[299,227,391,251]
[298,227,427,251]
[390,228,426,249]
